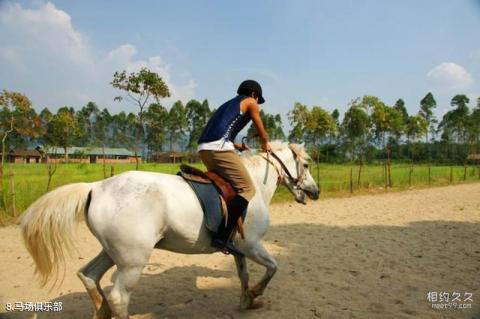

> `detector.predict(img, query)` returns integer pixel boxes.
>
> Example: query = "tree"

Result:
[385,105,405,140]
[145,103,169,155]
[288,102,309,142]
[85,106,112,177]
[393,99,408,128]
[383,105,406,175]
[272,114,286,140]
[331,109,340,126]
[111,67,170,168]
[167,101,187,151]
[341,99,371,185]
[362,96,405,179]
[0,91,43,163]
[419,92,437,143]
[439,95,470,144]
[341,100,371,158]
[76,101,100,146]
[185,99,211,151]
[392,99,409,144]
[305,106,336,147]
[406,115,428,141]
[469,104,480,153]
[93,108,111,147]
[438,95,471,163]
[364,96,389,147]
[1,91,41,210]
[46,107,82,160]
[247,110,285,145]
[109,111,135,149]
[406,114,428,161]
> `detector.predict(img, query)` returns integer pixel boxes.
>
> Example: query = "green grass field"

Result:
[1,161,479,224]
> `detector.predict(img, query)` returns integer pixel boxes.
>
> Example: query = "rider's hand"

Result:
[261,142,272,152]
[235,143,249,152]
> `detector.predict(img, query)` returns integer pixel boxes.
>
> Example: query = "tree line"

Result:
[1,68,480,168]
[287,94,480,166]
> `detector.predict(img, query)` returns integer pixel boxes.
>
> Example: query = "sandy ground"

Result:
[0,183,479,319]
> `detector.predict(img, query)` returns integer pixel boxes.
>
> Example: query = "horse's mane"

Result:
[241,140,310,166]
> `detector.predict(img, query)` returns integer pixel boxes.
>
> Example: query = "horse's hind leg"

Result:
[246,243,277,300]
[77,250,115,319]
[234,255,252,309]
[106,243,153,319]
[108,263,147,319]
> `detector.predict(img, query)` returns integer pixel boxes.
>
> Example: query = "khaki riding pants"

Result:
[199,150,256,201]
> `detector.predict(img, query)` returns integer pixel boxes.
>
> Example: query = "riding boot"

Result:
[212,195,249,257]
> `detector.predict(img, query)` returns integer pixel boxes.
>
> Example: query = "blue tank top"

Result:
[198,95,252,144]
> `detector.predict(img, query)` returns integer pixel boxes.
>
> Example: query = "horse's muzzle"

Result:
[305,188,320,200]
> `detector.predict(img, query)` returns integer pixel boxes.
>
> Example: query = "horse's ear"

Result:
[289,144,301,159]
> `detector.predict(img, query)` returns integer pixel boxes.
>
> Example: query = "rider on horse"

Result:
[198,80,271,256]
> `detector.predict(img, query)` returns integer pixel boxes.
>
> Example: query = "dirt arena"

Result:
[1,183,479,319]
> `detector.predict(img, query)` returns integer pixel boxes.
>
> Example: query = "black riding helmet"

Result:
[237,80,265,104]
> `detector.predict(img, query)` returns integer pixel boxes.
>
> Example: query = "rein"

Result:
[270,151,298,183]
[258,146,304,186]
[259,152,283,185]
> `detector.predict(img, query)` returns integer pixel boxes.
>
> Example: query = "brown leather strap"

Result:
[259,152,283,184]
[270,151,298,183]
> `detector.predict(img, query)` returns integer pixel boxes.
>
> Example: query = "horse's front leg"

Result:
[247,243,277,300]
[234,255,252,309]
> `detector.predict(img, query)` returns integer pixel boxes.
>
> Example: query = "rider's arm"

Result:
[248,100,271,152]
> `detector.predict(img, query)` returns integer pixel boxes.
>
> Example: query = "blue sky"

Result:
[1,0,479,129]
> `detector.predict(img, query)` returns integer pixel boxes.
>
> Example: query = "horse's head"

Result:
[272,142,320,204]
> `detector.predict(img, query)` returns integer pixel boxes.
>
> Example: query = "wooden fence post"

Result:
[463,165,467,181]
[384,162,387,189]
[357,162,363,187]
[449,166,453,184]
[428,166,431,185]
[46,161,57,192]
[388,162,392,188]
[110,166,115,177]
[350,167,353,194]
[478,165,480,180]
[9,172,16,217]
[409,165,413,186]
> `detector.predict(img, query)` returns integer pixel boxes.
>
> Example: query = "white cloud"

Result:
[0,2,91,68]
[0,2,195,111]
[427,62,473,89]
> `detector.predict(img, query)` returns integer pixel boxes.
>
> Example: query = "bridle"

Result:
[259,145,305,187]
[241,136,305,188]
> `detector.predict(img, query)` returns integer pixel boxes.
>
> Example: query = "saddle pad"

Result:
[178,172,223,233]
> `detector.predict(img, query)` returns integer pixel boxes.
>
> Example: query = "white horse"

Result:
[21,142,319,319]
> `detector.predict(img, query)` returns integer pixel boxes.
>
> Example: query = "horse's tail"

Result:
[21,182,94,287]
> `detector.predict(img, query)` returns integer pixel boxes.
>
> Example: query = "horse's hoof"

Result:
[240,292,264,310]
[240,292,254,310]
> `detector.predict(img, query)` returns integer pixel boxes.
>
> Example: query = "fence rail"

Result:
[310,163,480,197]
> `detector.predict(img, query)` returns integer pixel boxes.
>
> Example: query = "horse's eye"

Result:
[303,163,308,169]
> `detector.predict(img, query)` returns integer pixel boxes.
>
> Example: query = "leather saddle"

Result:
[178,164,245,239]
